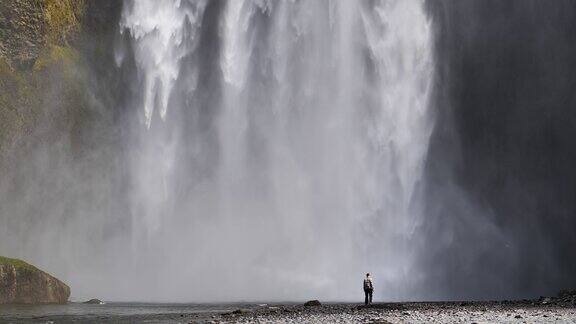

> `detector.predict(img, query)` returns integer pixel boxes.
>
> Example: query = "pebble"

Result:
[208,302,576,324]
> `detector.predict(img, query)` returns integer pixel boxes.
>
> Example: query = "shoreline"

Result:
[217,299,576,323]
[1,295,575,323]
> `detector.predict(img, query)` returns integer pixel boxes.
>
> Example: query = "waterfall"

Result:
[118,0,433,301]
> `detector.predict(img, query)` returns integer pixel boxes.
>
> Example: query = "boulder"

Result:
[0,256,70,304]
[304,300,322,306]
[222,309,250,316]
[84,298,105,304]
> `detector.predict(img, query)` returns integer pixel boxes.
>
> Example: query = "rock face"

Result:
[84,298,104,304]
[0,256,70,304]
[304,300,322,306]
[0,0,121,154]
[0,0,85,67]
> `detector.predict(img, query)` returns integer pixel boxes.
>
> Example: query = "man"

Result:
[363,273,374,305]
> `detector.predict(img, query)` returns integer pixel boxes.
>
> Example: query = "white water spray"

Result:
[119,0,433,301]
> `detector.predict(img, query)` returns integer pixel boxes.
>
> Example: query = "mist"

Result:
[421,0,576,300]
[1,0,575,303]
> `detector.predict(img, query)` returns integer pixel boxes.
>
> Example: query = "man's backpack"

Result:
[363,278,373,290]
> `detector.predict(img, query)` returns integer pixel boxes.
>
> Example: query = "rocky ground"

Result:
[209,303,575,324]
[197,292,576,324]
[3,293,576,323]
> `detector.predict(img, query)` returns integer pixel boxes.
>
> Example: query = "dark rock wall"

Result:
[423,0,576,299]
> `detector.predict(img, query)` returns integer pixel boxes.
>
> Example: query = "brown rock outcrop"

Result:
[0,256,70,304]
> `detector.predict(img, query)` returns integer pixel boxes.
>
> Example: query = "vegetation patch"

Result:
[0,256,39,272]
[0,57,28,149]
[32,44,79,73]
[42,0,86,45]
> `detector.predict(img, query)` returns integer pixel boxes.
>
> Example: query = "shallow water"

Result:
[2,301,575,323]
[0,302,256,323]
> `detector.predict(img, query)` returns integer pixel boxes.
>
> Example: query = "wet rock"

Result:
[304,300,322,306]
[83,298,105,304]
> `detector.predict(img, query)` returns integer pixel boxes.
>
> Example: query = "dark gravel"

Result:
[199,294,576,323]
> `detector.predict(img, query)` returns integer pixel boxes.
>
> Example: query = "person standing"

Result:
[363,273,374,305]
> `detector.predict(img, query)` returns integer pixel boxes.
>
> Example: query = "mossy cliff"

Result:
[43,0,85,45]
[0,1,123,301]
[0,0,121,164]
[0,0,84,67]
[0,0,83,153]
[0,256,70,304]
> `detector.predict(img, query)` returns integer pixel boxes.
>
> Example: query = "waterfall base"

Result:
[0,298,574,323]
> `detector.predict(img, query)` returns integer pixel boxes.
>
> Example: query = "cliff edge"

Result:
[0,256,70,304]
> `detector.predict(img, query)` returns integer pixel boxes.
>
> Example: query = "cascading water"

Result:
[118,0,433,301]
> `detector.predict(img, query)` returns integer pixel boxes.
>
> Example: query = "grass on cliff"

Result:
[0,256,40,272]
[0,57,30,149]
[33,44,79,73]
[42,0,85,45]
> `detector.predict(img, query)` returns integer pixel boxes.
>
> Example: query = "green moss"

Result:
[42,0,85,45]
[0,58,25,93]
[28,42,95,155]
[32,45,79,73]
[0,256,40,272]
[0,1,92,165]
[0,44,83,155]
[0,58,33,107]
[0,59,15,81]
[0,58,27,149]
